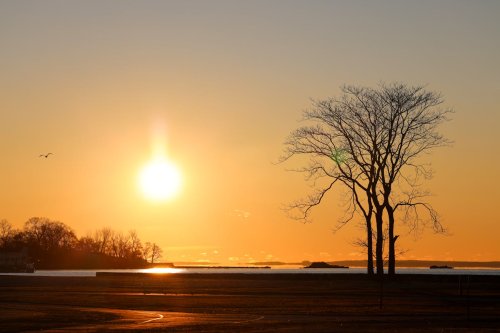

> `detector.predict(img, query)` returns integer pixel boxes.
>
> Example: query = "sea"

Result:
[2,267,500,277]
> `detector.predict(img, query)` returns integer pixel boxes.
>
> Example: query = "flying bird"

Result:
[39,153,53,158]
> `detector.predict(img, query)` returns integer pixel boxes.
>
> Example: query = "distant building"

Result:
[0,248,35,272]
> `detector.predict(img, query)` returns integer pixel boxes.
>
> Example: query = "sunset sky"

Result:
[1,1,499,264]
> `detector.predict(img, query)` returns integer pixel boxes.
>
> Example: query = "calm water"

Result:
[2,267,500,277]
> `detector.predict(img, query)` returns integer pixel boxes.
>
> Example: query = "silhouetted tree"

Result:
[1,217,164,269]
[92,228,113,255]
[76,235,99,254]
[283,83,451,275]
[0,219,14,247]
[23,217,77,266]
[282,86,385,274]
[369,84,450,274]
[128,230,143,258]
[144,242,163,264]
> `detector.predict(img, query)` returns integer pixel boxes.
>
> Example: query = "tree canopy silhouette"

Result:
[0,218,164,269]
[282,83,451,275]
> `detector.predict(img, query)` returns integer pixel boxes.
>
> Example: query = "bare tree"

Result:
[77,235,99,253]
[0,219,14,247]
[128,230,143,258]
[92,228,113,255]
[373,83,451,274]
[110,232,130,259]
[24,217,77,252]
[143,242,163,264]
[282,86,386,275]
[282,83,451,275]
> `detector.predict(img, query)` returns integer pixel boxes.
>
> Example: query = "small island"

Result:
[430,265,454,269]
[304,261,349,269]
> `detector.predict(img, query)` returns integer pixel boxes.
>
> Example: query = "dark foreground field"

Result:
[1,273,499,332]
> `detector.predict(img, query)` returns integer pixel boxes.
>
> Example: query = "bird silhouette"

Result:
[39,153,53,158]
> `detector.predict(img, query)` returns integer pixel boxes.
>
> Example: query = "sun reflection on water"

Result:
[139,267,185,274]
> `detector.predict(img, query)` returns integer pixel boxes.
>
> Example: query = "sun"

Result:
[139,158,182,201]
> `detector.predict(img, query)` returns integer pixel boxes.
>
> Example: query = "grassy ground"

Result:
[1,273,499,332]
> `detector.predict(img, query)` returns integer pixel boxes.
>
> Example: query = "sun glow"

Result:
[139,158,182,201]
[139,267,185,274]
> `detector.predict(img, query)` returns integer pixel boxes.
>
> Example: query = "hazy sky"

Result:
[1,0,499,263]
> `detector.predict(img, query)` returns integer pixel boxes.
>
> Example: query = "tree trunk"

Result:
[375,211,384,276]
[366,218,374,275]
[387,206,396,275]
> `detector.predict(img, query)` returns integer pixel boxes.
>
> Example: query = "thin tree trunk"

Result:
[387,206,395,275]
[387,206,398,275]
[366,219,374,275]
[375,211,384,276]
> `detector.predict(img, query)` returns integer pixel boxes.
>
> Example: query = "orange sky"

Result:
[1,1,499,263]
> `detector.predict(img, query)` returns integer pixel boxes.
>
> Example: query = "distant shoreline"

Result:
[106,260,500,270]
[8,260,499,271]
[248,260,500,269]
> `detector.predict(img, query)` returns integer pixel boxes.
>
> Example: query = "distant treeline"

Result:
[0,217,163,269]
